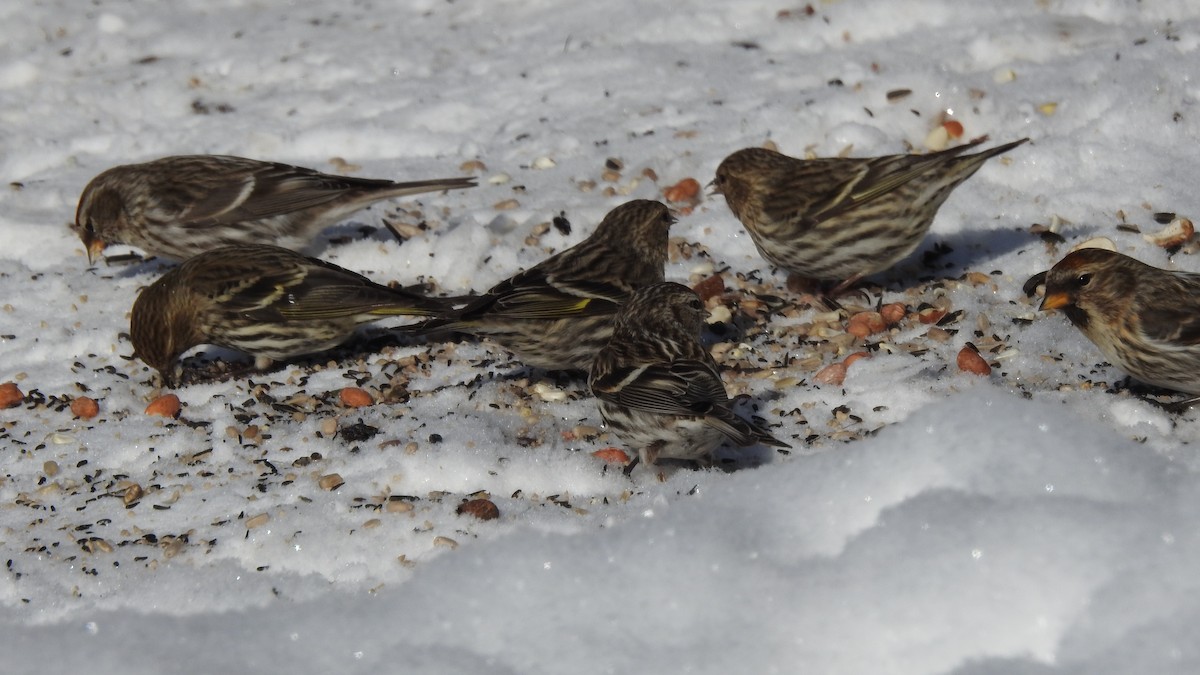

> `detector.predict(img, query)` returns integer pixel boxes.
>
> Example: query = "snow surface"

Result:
[2,0,1200,673]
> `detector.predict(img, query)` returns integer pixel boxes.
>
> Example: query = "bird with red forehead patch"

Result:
[1040,247,1200,403]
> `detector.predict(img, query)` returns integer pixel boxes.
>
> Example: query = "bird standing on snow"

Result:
[711,137,1028,302]
[129,243,454,387]
[1040,247,1200,405]
[589,281,789,471]
[410,199,677,372]
[74,154,476,263]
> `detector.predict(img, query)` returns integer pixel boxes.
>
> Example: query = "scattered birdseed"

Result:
[245,513,271,529]
[456,498,500,521]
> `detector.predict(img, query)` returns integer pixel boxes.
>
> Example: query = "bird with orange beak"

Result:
[1039,247,1200,404]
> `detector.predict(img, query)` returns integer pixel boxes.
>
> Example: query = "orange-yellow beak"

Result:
[84,235,106,265]
[1039,291,1072,312]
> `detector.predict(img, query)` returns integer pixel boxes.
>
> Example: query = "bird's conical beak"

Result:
[706,178,721,197]
[1039,291,1071,312]
[84,235,106,266]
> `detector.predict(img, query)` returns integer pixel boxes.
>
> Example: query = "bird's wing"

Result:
[757,158,860,227]
[197,256,440,321]
[192,256,308,315]
[811,152,957,221]
[593,356,791,448]
[764,142,984,225]
[1137,275,1200,346]
[168,160,394,227]
[592,359,728,417]
[190,167,353,225]
[594,359,787,447]
[454,269,624,321]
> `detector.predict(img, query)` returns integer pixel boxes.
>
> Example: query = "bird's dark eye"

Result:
[1077,273,1092,287]
[688,298,703,310]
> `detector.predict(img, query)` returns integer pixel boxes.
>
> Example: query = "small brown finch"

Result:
[413,199,676,371]
[129,243,452,387]
[712,137,1028,300]
[1040,247,1200,401]
[74,155,476,263]
[589,282,789,471]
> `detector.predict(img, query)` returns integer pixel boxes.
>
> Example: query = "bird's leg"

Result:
[624,442,662,476]
[786,273,877,312]
[1111,377,1199,414]
[214,360,265,384]
[825,274,876,310]
[817,293,845,313]
[1154,395,1199,415]
[786,273,843,311]
[622,454,641,476]
[827,272,864,300]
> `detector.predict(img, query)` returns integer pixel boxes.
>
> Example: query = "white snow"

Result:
[1,1,1199,673]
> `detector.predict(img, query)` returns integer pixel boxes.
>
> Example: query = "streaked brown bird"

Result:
[589,282,789,471]
[74,155,476,263]
[712,137,1028,300]
[1040,247,1200,403]
[412,199,676,371]
[129,243,452,387]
